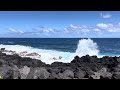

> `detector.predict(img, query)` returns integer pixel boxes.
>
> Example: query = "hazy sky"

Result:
[0,11,120,38]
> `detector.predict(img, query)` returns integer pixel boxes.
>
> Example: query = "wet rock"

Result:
[0,49,120,79]
[25,52,41,57]
[0,48,5,52]
[51,62,67,67]
[19,51,27,56]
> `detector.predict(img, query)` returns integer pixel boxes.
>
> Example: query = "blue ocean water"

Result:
[0,38,120,56]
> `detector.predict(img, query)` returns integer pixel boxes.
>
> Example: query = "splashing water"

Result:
[0,38,100,64]
[75,38,99,57]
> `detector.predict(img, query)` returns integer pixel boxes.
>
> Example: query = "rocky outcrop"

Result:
[27,67,50,79]
[0,49,120,79]
[19,66,30,79]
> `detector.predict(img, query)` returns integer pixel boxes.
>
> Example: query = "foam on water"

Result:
[75,38,99,57]
[0,38,101,64]
[0,44,74,64]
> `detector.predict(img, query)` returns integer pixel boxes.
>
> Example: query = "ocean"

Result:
[0,38,120,64]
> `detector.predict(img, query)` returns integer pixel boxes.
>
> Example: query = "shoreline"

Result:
[0,48,120,79]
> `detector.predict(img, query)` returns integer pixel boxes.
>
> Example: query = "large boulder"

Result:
[18,57,46,67]
[57,69,74,79]
[49,72,59,79]
[0,65,13,79]
[63,69,74,78]
[90,67,112,79]
[0,48,5,52]
[19,66,30,79]
[91,72,101,79]
[117,57,120,63]
[98,67,112,79]
[113,72,120,79]
[12,65,21,79]
[27,67,50,79]
[74,69,86,79]
[112,64,120,79]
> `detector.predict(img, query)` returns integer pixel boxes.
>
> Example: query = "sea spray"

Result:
[0,44,73,64]
[0,38,100,64]
[75,38,99,57]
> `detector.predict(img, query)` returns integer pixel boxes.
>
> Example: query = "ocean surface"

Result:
[0,38,120,64]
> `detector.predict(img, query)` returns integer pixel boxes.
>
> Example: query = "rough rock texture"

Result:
[27,67,50,79]
[19,66,30,79]
[74,68,86,79]
[1,49,120,79]
[0,65,13,79]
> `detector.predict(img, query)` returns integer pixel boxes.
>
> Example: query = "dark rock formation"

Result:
[0,49,120,79]
[27,67,50,79]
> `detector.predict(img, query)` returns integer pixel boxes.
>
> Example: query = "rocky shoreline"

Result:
[0,48,120,79]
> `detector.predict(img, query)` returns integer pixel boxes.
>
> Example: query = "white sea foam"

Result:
[75,38,99,57]
[0,44,74,64]
[0,38,100,64]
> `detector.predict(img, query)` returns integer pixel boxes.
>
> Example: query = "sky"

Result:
[0,11,120,38]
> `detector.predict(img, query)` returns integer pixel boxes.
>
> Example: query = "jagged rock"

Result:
[25,52,41,57]
[91,67,112,79]
[63,69,74,78]
[0,65,13,79]
[12,65,20,79]
[49,72,59,79]
[112,64,120,79]
[27,67,50,79]
[1,50,120,79]
[19,51,27,56]
[117,57,120,62]
[13,70,20,79]
[0,48,5,52]
[74,69,86,79]
[57,69,74,79]
[19,66,30,79]
[114,64,120,72]
[113,72,120,79]
[91,72,101,79]
[19,57,46,67]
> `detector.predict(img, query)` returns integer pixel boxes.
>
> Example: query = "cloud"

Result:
[97,23,109,29]
[8,28,25,34]
[100,13,112,19]
[97,23,120,33]
[107,27,120,32]
[8,28,18,32]
[93,28,101,32]
[70,24,78,28]
[7,22,120,38]
[65,24,91,34]
[32,26,55,33]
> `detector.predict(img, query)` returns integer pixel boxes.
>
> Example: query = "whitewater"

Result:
[0,38,101,64]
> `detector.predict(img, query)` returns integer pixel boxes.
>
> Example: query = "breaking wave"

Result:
[0,38,101,64]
